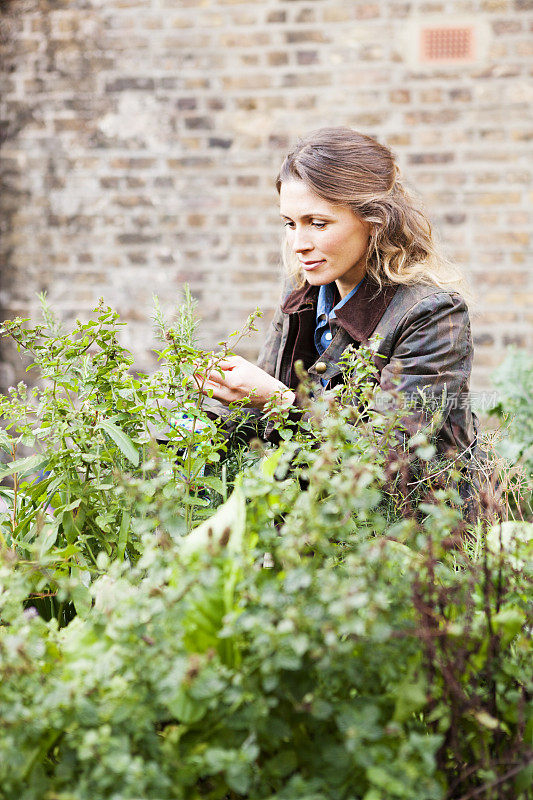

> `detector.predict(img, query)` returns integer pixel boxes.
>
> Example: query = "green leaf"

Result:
[180,483,245,559]
[261,447,284,479]
[264,750,298,780]
[38,522,59,558]
[0,453,46,481]
[167,688,207,724]
[117,511,130,560]
[366,766,410,797]
[62,510,80,544]
[514,762,533,794]
[473,710,500,730]
[492,607,526,641]
[97,419,139,466]
[201,475,226,495]
[393,675,428,722]
[70,568,92,618]
[0,427,14,452]
[60,499,82,514]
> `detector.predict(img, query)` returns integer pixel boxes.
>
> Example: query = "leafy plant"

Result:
[486,348,533,520]
[0,401,531,799]
[0,292,260,620]
[488,348,533,466]
[0,296,531,799]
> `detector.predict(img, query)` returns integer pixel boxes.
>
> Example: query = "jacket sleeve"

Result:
[377,292,473,439]
[257,304,285,379]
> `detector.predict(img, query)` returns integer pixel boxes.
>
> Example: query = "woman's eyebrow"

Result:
[279,212,335,220]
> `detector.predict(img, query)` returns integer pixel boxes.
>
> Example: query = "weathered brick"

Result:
[220,32,270,47]
[266,10,286,23]
[285,30,328,44]
[281,72,330,88]
[404,110,460,125]
[297,8,317,23]
[503,333,527,346]
[117,233,158,245]
[482,311,520,324]
[444,213,467,225]
[53,118,89,132]
[177,97,197,110]
[221,74,270,89]
[113,195,153,208]
[296,50,320,65]
[389,89,410,103]
[474,333,495,346]
[208,137,232,149]
[184,116,213,130]
[492,19,522,33]
[109,158,156,169]
[481,0,510,10]
[206,97,225,110]
[239,53,260,66]
[449,88,472,102]
[469,191,522,205]
[354,3,381,18]
[389,3,412,17]
[236,175,260,187]
[267,50,289,66]
[409,152,455,164]
[322,7,351,22]
[387,133,412,146]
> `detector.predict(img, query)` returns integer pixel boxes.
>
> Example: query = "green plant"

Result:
[0,296,531,799]
[0,393,531,799]
[0,292,259,620]
[487,348,533,519]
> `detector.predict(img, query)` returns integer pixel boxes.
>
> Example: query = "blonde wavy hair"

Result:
[276,127,468,297]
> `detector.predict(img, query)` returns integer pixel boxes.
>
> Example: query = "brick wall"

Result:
[1,0,531,393]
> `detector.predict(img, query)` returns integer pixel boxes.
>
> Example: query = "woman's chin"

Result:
[304,271,330,286]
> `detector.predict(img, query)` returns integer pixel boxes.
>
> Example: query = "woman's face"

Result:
[279,179,371,298]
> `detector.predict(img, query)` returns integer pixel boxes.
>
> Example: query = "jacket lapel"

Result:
[281,275,398,344]
[281,282,318,315]
[332,277,398,343]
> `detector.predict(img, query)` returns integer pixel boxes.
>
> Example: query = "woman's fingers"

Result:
[192,355,292,410]
[214,356,241,371]
[196,357,240,386]
[193,361,227,386]
[201,369,226,386]
[201,378,238,403]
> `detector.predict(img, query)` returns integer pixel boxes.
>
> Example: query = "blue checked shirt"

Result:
[314,280,362,354]
[314,280,363,385]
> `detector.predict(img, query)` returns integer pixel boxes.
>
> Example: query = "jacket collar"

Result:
[280,274,398,343]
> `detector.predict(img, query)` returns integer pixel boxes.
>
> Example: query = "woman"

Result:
[201,127,481,479]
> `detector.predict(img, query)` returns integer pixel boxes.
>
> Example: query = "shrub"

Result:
[0,298,531,799]
[0,293,259,619]
[486,348,533,520]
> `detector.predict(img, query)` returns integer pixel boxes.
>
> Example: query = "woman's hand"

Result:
[196,355,295,410]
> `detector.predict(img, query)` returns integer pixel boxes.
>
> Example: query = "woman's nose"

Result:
[292,227,313,252]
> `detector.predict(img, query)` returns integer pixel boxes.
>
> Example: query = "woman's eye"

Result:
[282,220,326,230]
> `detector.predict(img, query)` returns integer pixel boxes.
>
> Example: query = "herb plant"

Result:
[0,296,531,799]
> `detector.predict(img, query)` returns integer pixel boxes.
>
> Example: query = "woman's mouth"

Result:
[301,259,326,271]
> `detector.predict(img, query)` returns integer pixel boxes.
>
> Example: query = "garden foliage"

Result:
[0,296,531,800]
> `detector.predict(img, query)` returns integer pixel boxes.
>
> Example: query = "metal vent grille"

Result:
[420,26,475,63]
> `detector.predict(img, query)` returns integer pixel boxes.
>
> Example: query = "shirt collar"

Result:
[317,280,363,324]
[316,283,336,321]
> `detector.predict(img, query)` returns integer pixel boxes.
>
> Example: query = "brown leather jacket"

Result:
[257,276,481,462]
